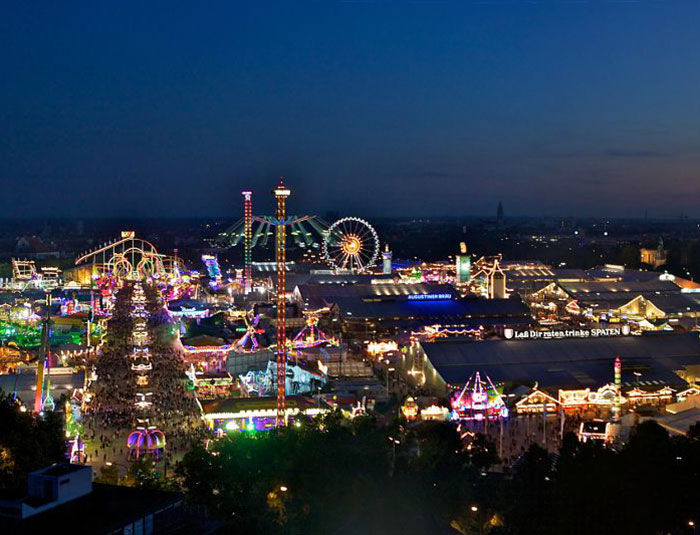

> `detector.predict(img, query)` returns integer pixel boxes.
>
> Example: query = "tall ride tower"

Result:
[273,180,291,426]
[242,190,253,293]
[34,293,53,414]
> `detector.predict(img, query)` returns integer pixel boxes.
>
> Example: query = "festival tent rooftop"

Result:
[421,332,700,389]
[331,296,532,325]
[557,279,700,313]
[296,282,459,308]
[653,409,700,436]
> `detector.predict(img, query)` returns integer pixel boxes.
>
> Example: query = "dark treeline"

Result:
[178,414,700,535]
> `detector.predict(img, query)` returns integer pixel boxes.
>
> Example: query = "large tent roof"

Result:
[422,332,700,389]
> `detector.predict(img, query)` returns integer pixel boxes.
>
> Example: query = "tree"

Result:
[0,390,65,494]
[96,463,120,485]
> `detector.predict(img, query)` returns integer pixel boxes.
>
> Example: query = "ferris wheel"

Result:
[323,217,380,272]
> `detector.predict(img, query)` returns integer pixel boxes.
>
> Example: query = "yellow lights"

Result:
[279,485,288,492]
[367,340,398,356]
[341,235,362,255]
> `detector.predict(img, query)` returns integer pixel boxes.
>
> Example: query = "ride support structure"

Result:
[273,180,290,426]
[242,190,253,293]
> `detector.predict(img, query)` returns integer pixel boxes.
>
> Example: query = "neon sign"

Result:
[505,326,630,340]
[407,293,452,301]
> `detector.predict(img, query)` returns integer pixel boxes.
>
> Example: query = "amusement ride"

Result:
[322,217,380,273]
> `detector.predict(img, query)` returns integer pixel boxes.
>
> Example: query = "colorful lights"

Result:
[450,371,508,421]
[242,190,253,293]
[323,217,380,273]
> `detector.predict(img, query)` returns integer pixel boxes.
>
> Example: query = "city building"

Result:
[0,464,188,534]
[640,238,668,268]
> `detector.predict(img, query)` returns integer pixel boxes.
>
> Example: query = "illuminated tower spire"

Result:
[242,190,253,293]
[273,179,291,426]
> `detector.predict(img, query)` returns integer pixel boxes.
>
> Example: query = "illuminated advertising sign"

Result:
[407,293,452,301]
[504,325,630,340]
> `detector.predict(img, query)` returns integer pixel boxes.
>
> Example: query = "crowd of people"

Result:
[84,281,202,471]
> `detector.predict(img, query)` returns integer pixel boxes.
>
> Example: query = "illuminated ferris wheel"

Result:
[323,217,380,272]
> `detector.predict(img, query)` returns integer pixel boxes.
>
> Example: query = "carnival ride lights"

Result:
[68,434,86,464]
[235,313,262,352]
[409,325,482,347]
[242,191,253,293]
[136,374,149,387]
[127,424,166,460]
[273,179,292,426]
[450,372,508,421]
[240,368,274,397]
[131,357,152,372]
[10,260,62,291]
[75,231,184,285]
[134,392,153,410]
[34,293,54,414]
[215,213,328,251]
[290,310,339,349]
[322,217,380,273]
[401,397,419,420]
[201,254,223,286]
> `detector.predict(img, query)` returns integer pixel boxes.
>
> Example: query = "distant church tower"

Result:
[497,201,504,228]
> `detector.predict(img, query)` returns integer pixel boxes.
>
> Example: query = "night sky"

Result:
[2,1,700,219]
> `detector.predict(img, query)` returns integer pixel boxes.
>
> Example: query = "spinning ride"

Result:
[289,309,338,349]
[322,217,380,272]
[450,372,508,421]
[235,313,263,352]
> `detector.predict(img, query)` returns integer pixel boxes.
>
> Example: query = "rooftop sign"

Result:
[504,325,630,340]
[407,293,453,301]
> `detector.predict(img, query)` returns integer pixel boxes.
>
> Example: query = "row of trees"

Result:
[178,412,497,535]
[177,413,700,535]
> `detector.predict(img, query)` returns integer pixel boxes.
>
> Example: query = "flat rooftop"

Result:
[0,483,183,535]
[422,332,700,389]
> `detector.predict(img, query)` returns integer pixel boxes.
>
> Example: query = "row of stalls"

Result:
[397,370,700,426]
[514,383,698,414]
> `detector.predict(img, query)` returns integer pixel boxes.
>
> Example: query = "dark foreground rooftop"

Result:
[0,483,184,535]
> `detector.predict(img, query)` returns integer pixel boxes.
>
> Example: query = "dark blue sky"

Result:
[2,1,700,219]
